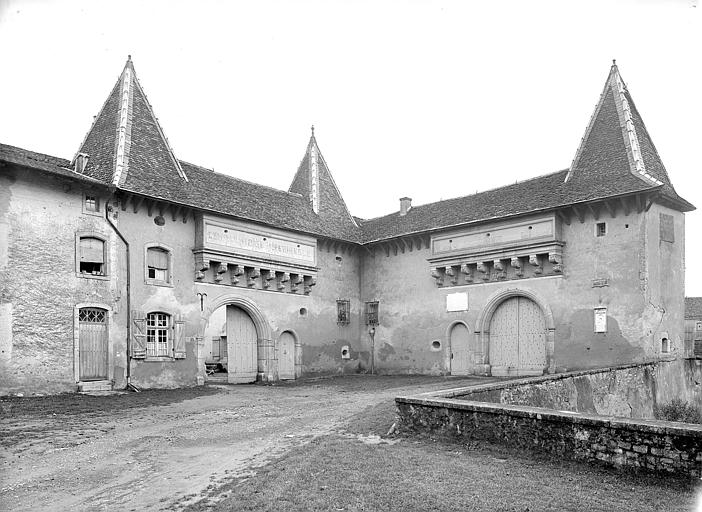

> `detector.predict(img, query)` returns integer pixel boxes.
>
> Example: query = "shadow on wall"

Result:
[555,309,643,371]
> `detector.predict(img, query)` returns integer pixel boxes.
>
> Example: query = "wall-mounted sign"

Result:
[205,224,315,264]
[594,307,607,333]
[446,293,468,312]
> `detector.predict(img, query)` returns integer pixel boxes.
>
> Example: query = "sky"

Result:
[0,0,700,294]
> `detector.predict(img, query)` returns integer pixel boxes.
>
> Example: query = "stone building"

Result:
[0,59,695,394]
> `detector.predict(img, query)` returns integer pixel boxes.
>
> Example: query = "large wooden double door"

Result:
[489,297,546,376]
[226,306,258,383]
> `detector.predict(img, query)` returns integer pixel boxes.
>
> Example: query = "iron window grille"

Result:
[365,301,379,326]
[337,299,350,325]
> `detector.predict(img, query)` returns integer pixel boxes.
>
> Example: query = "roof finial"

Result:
[128,54,132,61]
[311,124,315,137]
[612,58,616,66]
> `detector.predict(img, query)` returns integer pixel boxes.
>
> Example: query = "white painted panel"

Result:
[446,293,468,312]
[226,306,257,383]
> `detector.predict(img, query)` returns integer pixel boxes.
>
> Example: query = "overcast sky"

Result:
[0,0,700,294]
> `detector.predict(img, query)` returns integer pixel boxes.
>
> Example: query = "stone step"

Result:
[78,380,113,392]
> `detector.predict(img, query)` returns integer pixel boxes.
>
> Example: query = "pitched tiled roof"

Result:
[566,63,692,211]
[1,61,694,247]
[685,297,702,320]
[289,133,359,241]
[178,161,362,241]
[75,56,186,190]
[0,142,105,185]
[359,168,658,243]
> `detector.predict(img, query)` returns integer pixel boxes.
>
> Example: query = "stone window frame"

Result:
[146,311,173,359]
[595,221,607,237]
[82,192,102,217]
[75,231,110,280]
[73,302,113,383]
[144,242,174,287]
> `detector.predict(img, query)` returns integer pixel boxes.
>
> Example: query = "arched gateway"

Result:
[200,294,275,383]
[475,288,555,376]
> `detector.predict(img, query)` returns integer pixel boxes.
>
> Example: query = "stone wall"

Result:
[458,359,702,418]
[396,397,702,476]
[396,359,702,476]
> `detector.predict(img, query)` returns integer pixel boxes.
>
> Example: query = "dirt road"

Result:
[0,376,488,511]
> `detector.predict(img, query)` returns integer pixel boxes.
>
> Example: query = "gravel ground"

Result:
[0,375,489,511]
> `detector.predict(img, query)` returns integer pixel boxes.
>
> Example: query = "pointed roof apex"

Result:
[73,56,187,187]
[288,130,359,231]
[565,62,669,189]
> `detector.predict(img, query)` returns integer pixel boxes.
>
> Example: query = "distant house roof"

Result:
[685,297,702,320]
[0,59,695,246]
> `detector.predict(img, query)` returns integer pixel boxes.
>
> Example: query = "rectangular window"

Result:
[146,247,170,284]
[147,312,171,357]
[84,195,99,212]
[337,299,350,325]
[79,237,105,275]
[596,222,606,237]
[365,301,379,326]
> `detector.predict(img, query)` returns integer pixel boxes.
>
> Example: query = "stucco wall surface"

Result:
[360,206,686,376]
[461,359,702,419]
[0,168,127,395]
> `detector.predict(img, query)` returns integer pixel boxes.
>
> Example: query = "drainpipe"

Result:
[369,327,376,375]
[105,188,132,388]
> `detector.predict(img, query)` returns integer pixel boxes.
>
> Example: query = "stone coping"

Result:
[404,358,676,399]
[395,358,702,437]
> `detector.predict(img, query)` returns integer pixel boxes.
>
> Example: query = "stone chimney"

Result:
[400,197,412,216]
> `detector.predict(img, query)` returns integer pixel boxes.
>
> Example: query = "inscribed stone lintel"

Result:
[446,292,468,312]
[196,214,317,268]
[591,278,609,288]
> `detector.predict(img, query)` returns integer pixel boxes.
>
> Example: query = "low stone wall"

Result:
[395,360,702,477]
[455,359,702,419]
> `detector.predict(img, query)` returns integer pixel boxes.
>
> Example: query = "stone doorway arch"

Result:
[474,287,555,375]
[200,294,275,382]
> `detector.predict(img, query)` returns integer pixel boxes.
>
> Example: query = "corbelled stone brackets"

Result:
[193,214,319,294]
[428,245,565,288]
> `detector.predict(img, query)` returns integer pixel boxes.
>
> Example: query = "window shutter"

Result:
[147,248,169,270]
[173,313,186,359]
[131,310,147,359]
[80,237,104,263]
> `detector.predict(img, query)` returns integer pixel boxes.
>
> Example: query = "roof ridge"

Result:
[129,62,188,183]
[363,168,569,222]
[179,159,306,198]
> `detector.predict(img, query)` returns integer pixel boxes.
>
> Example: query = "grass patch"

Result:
[184,396,700,512]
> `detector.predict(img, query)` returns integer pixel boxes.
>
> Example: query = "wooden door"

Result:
[489,297,545,376]
[226,306,258,383]
[278,331,296,380]
[79,308,108,381]
[450,323,471,375]
[517,297,546,372]
[489,297,520,373]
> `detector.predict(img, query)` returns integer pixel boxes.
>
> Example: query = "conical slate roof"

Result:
[73,56,187,192]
